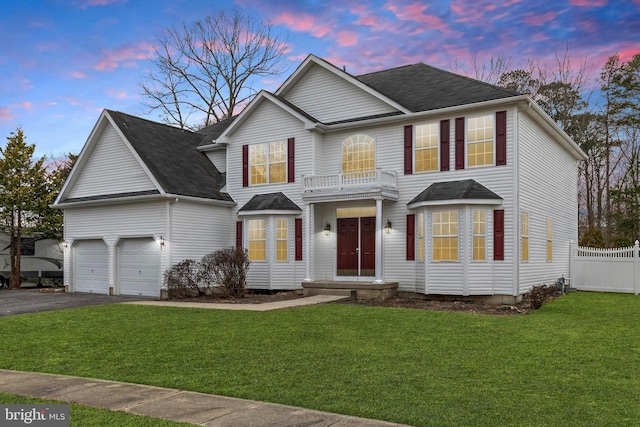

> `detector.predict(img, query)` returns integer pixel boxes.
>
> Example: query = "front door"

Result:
[337,217,375,277]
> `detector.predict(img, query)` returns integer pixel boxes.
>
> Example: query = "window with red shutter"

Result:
[404,125,413,175]
[242,145,249,187]
[287,137,295,182]
[493,210,504,261]
[406,214,416,260]
[295,218,303,261]
[455,117,465,170]
[440,119,450,171]
[496,111,507,166]
[236,221,243,249]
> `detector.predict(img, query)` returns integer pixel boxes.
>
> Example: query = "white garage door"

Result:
[74,240,109,294]
[119,238,161,297]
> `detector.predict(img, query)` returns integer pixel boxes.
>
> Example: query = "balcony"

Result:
[302,169,399,202]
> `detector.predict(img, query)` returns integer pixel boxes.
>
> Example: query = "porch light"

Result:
[323,222,331,236]
[384,220,392,234]
[158,236,165,247]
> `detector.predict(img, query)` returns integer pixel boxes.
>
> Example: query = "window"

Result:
[249,141,287,185]
[467,114,494,167]
[522,212,529,261]
[418,212,425,261]
[276,218,288,262]
[547,218,553,261]
[432,210,458,262]
[415,123,439,172]
[248,219,266,261]
[342,134,375,173]
[472,210,486,261]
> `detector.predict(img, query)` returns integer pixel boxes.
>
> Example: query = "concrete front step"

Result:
[302,281,398,300]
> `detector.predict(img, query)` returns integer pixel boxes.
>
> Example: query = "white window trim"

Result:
[466,113,496,169]
[249,140,287,186]
[431,209,460,263]
[471,209,487,263]
[414,122,440,174]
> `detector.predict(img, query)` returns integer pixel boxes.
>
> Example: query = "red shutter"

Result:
[496,111,507,166]
[406,214,416,261]
[242,145,249,187]
[440,119,450,171]
[493,210,504,261]
[236,221,243,249]
[404,125,413,175]
[295,218,303,261]
[287,137,295,182]
[455,117,465,170]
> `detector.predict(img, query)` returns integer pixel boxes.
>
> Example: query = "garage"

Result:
[118,238,161,297]
[73,240,109,294]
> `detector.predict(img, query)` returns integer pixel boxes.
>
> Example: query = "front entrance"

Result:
[337,217,375,277]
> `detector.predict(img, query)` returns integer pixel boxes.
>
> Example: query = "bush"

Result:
[164,247,250,299]
[524,285,561,310]
[164,259,202,299]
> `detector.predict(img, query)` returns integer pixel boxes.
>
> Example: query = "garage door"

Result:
[119,238,161,297]
[74,240,109,294]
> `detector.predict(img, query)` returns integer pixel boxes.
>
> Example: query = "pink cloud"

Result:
[272,12,334,38]
[336,30,358,47]
[0,107,13,122]
[71,71,88,79]
[523,11,559,26]
[104,89,128,99]
[19,101,33,110]
[77,0,127,9]
[94,42,155,71]
[385,1,451,32]
[569,0,607,6]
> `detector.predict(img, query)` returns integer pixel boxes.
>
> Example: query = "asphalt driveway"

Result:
[0,288,152,317]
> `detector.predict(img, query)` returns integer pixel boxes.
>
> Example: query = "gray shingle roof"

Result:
[196,117,236,146]
[408,179,502,205]
[239,192,301,212]
[357,63,519,112]
[106,110,233,202]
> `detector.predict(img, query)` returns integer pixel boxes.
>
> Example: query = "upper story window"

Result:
[250,141,287,185]
[467,114,494,167]
[342,134,375,173]
[415,123,439,172]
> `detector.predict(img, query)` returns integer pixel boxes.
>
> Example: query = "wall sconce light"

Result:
[158,236,165,247]
[62,241,69,250]
[384,219,392,234]
[323,222,331,236]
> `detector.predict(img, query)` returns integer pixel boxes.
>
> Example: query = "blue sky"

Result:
[1,0,639,158]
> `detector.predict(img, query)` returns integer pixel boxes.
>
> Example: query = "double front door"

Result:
[337,217,375,277]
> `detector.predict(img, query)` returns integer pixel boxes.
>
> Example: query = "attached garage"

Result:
[118,238,161,297]
[73,240,109,294]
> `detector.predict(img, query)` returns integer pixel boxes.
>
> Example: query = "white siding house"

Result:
[54,54,586,301]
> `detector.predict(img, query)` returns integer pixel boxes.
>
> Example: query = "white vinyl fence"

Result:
[570,241,640,294]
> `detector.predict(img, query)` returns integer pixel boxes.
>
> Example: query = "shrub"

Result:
[199,247,250,298]
[164,247,250,299]
[164,259,201,299]
[525,285,561,310]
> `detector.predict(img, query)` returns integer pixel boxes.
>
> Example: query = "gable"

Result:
[67,121,156,199]
[282,63,399,124]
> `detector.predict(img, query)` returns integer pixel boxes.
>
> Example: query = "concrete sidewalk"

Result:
[122,294,349,311]
[0,369,410,426]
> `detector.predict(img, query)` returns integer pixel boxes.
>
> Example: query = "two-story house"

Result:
[53,54,587,302]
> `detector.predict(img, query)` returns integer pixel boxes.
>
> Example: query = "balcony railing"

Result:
[302,169,397,193]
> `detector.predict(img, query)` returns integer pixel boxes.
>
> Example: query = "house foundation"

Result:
[302,281,398,300]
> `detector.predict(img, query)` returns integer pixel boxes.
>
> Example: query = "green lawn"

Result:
[1,292,639,426]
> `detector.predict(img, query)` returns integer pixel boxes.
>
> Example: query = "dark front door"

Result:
[337,217,375,277]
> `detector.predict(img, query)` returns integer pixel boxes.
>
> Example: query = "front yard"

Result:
[0,292,639,426]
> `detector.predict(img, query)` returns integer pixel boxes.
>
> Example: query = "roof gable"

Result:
[238,192,301,215]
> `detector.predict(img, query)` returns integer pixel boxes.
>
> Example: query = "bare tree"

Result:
[140,10,288,129]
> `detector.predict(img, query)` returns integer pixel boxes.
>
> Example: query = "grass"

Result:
[0,393,193,426]
[0,292,639,426]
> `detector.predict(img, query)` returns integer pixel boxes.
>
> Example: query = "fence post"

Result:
[635,240,639,296]
[569,240,575,288]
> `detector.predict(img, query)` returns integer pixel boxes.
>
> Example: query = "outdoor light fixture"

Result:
[384,219,392,234]
[323,222,331,236]
[158,236,165,247]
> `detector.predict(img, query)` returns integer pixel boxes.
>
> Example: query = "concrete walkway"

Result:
[0,369,410,426]
[123,294,349,311]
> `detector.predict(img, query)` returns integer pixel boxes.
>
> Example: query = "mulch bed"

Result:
[171,287,564,315]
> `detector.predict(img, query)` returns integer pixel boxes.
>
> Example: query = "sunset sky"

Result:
[1,0,639,157]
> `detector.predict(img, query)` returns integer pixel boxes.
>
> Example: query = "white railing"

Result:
[570,240,640,294]
[303,169,397,192]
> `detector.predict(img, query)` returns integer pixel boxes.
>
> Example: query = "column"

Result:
[304,203,312,282]
[374,198,384,284]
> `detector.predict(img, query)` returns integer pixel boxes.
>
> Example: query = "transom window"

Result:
[342,134,375,173]
[415,123,439,172]
[248,219,266,261]
[467,115,494,167]
[433,210,458,262]
[472,210,486,261]
[250,141,287,185]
